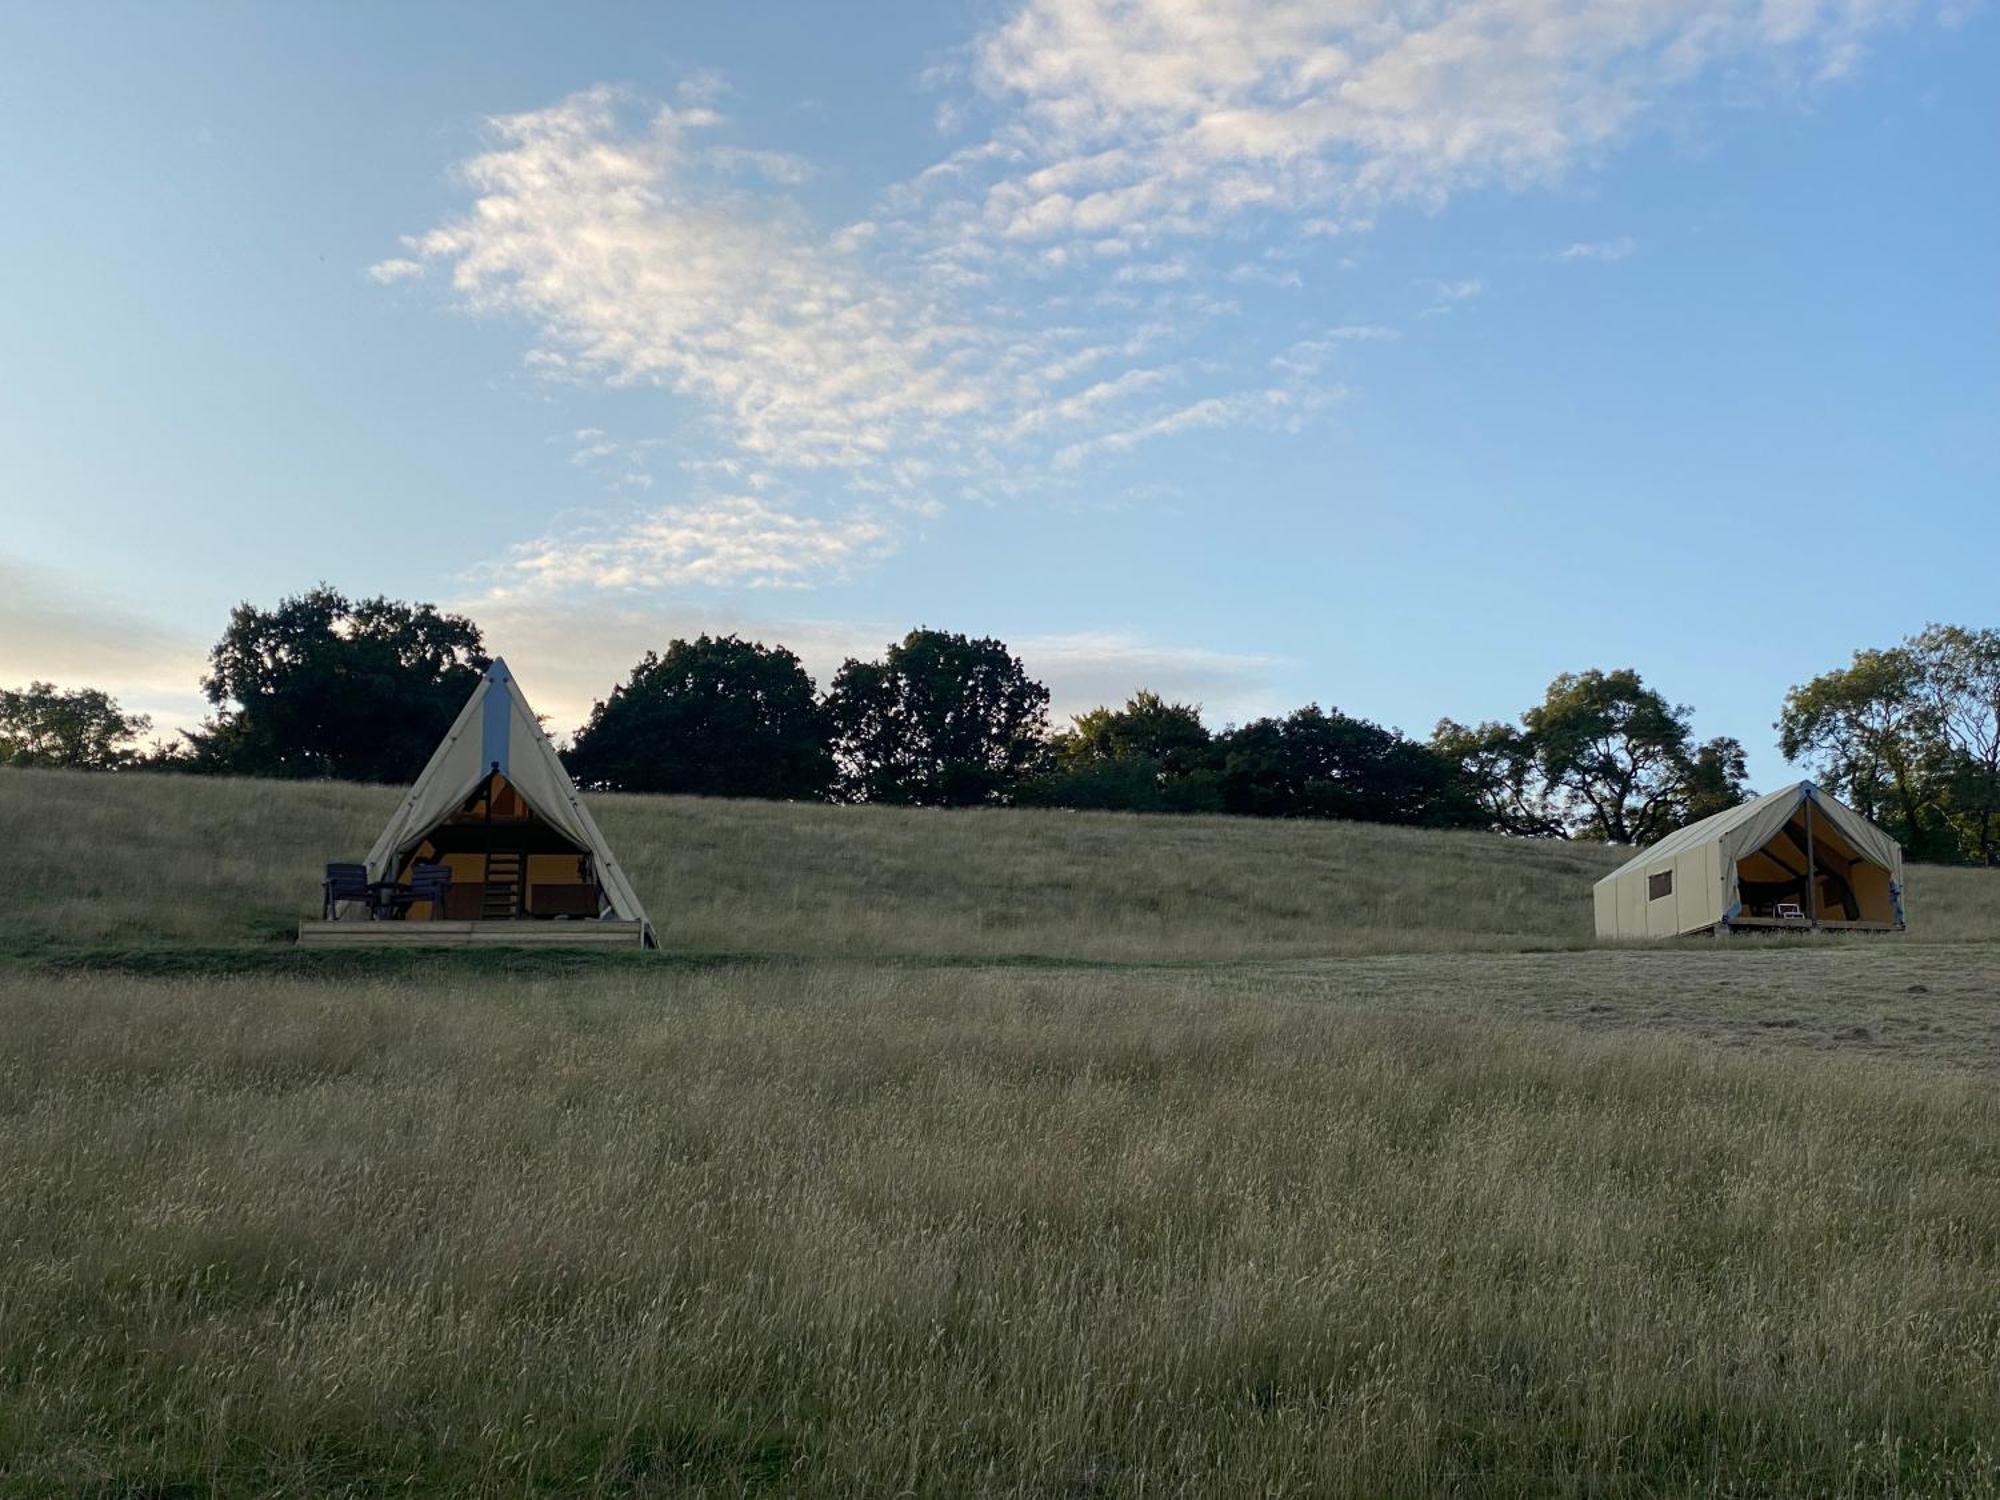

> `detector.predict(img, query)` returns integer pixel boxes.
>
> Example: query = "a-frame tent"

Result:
[316,659,654,947]
[1593,780,1905,939]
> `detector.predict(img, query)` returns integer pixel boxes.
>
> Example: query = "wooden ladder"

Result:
[482,852,523,920]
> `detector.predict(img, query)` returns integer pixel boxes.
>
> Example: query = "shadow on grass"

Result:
[0,935,777,983]
[51,1412,802,1498]
[5,945,1242,982]
[0,919,1274,982]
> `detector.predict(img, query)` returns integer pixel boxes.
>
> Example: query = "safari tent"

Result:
[1593,781,1905,939]
[299,659,654,948]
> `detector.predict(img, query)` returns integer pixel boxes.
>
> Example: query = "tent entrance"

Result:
[395,771,606,922]
[1733,803,1897,927]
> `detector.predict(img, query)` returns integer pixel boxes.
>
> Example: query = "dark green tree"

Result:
[1213,706,1479,826]
[1684,735,1753,826]
[1429,718,1567,838]
[1780,626,2000,863]
[1777,645,1942,856]
[1908,624,2000,865]
[1020,690,1222,812]
[565,635,832,799]
[185,587,487,782]
[1055,691,1211,774]
[826,629,1050,806]
[0,682,153,770]
[1525,669,1748,844]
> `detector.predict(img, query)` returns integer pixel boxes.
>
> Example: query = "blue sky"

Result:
[1,0,1993,786]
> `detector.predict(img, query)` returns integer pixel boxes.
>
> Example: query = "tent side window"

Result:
[1648,870,1673,902]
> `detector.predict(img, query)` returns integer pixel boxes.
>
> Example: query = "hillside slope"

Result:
[4,767,1993,959]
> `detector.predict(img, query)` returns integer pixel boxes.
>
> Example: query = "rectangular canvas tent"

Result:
[299,659,655,948]
[1593,781,1905,939]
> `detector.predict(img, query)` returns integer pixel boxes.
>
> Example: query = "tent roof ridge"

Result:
[1598,781,1812,881]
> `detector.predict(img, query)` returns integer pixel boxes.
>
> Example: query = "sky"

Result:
[1,0,1994,786]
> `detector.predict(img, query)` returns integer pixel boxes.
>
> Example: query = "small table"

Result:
[368,880,410,919]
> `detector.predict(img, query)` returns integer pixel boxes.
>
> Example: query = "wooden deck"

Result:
[298,919,648,949]
[1723,917,1900,933]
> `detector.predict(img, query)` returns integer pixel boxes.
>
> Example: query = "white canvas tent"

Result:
[317,659,654,946]
[1593,781,1904,939]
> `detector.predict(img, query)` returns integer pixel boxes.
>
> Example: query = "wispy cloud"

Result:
[707,145,816,186]
[402,87,986,477]
[491,496,895,595]
[1113,258,1191,284]
[1270,325,1399,376]
[1227,262,1303,289]
[961,0,1907,246]
[377,0,1916,601]
[1055,388,1315,468]
[1001,365,1176,440]
[366,257,424,284]
[1420,277,1486,316]
[1555,236,1639,261]
[380,85,1353,587]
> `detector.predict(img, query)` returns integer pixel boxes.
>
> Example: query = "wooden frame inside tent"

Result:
[298,660,655,948]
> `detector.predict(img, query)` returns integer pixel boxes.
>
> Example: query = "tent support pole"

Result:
[1803,795,1819,929]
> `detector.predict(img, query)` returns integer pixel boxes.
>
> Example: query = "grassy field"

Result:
[2,767,1999,1496]
[7,766,1997,960]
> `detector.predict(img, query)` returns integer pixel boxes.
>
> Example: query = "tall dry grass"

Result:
[3,963,1997,1496]
[4,767,1995,957]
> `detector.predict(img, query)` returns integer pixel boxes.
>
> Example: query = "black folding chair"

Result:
[322,862,372,920]
[411,862,452,917]
[381,862,453,921]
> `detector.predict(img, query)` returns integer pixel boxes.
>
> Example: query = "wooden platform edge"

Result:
[298,920,647,948]
[1722,917,1900,933]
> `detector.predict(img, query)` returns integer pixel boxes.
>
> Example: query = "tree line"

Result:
[5,587,1998,859]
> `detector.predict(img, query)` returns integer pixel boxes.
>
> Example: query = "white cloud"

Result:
[379,82,1370,530]
[374,0,1918,606]
[965,0,1910,246]
[491,496,895,595]
[1269,325,1398,375]
[399,87,989,475]
[1556,236,1639,261]
[1227,261,1303,288]
[676,69,732,107]
[1055,388,1301,467]
[707,145,815,185]
[1113,258,1192,283]
[366,257,424,284]
[1003,365,1175,439]
[1420,276,1486,315]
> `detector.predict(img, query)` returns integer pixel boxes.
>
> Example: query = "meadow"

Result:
[2,766,1998,1496]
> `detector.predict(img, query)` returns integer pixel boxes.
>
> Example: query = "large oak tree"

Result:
[1781,625,2000,863]
[565,635,831,800]
[827,630,1050,806]
[185,587,487,782]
